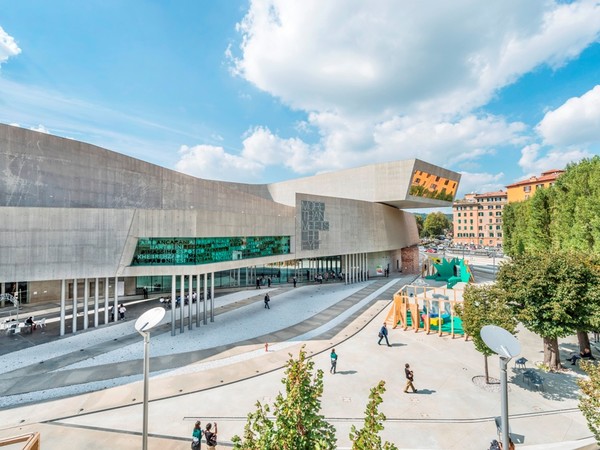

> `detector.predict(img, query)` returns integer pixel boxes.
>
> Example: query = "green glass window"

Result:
[131,236,291,266]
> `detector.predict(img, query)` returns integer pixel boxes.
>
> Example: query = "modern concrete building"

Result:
[452,190,507,248]
[0,124,460,334]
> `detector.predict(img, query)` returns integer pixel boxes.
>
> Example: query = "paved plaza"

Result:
[0,274,598,449]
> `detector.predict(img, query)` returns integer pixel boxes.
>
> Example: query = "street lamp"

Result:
[481,325,521,450]
[134,307,166,450]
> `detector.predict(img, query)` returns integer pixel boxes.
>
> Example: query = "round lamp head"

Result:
[480,325,521,359]
[135,307,166,334]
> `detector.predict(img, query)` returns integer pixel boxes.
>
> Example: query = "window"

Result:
[524,185,531,193]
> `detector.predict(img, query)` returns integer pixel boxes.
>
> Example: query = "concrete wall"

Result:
[0,124,278,213]
[294,193,419,259]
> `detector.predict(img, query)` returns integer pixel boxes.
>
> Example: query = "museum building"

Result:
[0,124,460,334]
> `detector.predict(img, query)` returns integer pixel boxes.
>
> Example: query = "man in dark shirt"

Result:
[404,363,417,393]
[378,323,391,346]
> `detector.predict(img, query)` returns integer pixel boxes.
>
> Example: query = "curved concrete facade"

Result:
[0,123,460,302]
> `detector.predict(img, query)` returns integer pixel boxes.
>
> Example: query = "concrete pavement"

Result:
[0,275,598,449]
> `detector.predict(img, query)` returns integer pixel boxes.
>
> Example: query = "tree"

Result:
[495,251,600,371]
[551,156,600,253]
[422,212,450,238]
[455,284,517,383]
[232,346,337,450]
[349,381,398,450]
[578,360,600,445]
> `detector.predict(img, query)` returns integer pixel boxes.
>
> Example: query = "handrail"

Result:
[0,432,40,450]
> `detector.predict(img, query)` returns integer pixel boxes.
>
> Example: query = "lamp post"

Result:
[134,307,166,450]
[481,325,521,450]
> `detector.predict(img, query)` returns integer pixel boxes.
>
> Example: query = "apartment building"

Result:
[452,191,507,248]
[505,169,565,202]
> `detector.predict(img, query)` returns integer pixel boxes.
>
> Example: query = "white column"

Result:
[83,278,89,330]
[93,278,99,328]
[344,255,348,284]
[171,275,176,336]
[203,273,208,325]
[60,279,66,336]
[210,272,215,322]
[188,274,193,331]
[113,277,119,323]
[72,278,78,333]
[180,275,185,333]
[196,273,201,326]
[104,277,109,324]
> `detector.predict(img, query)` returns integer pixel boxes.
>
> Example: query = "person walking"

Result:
[330,348,338,374]
[118,303,126,320]
[256,277,261,289]
[191,421,203,450]
[378,322,391,346]
[293,276,297,288]
[205,422,217,449]
[267,277,271,288]
[264,293,270,309]
[404,363,417,393]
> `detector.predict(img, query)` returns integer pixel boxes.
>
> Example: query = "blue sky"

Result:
[1,0,600,199]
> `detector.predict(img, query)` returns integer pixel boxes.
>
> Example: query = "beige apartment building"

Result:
[452,191,507,248]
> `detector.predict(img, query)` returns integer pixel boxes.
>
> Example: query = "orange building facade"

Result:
[452,191,507,248]
[505,169,565,203]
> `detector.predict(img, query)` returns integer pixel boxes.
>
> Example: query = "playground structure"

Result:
[385,283,466,338]
[422,255,473,288]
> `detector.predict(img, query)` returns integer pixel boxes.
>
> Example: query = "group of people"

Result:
[329,323,418,393]
[191,421,218,449]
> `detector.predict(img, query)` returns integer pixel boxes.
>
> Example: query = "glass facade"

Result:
[131,236,291,266]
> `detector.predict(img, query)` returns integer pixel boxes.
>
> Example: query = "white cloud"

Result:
[456,171,506,197]
[30,124,50,134]
[230,0,600,116]
[0,26,21,66]
[191,0,600,184]
[536,85,600,147]
[175,144,264,182]
[518,143,591,175]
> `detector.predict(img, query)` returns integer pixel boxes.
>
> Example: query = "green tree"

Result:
[422,212,450,238]
[455,284,517,383]
[349,381,398,450]
[551,156,600,253]
[495,251,600,370]
[578,360,600,445]
[232,346,337,450]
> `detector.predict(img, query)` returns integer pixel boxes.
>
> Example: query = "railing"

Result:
[0,432,41,449]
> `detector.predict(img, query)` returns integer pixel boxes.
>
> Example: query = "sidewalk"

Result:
[0,274,597,450]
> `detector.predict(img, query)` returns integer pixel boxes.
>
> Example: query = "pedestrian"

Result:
[205,422,217,449]
[191,420,202,450]
[256,277,261,289]
[267,277,271,288]
[404,363,417,393]
[330,348,338,374]
[264,293,270,309]
[118,303,126,320]
[378,322,391,346]
[143,287,148,299]
[293,276,297,288]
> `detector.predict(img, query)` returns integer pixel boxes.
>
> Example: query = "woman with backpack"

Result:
[191,421,202,449]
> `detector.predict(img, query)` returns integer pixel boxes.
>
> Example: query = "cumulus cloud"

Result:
[0,26,21,66]
[230,0,600,116]
[456,171,506,197]
[30,124,50,134]
[518,143,591,175]
[177,1,600,184]
[536,85,600,147]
